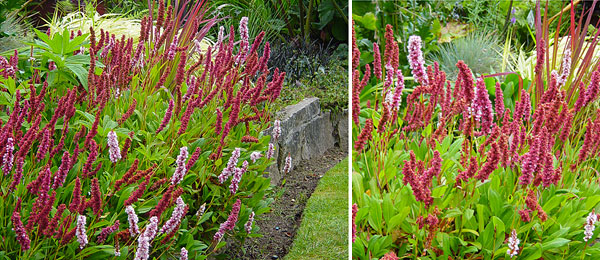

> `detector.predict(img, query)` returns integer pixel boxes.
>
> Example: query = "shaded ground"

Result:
[218,147,346,259]
[285,158,348,260]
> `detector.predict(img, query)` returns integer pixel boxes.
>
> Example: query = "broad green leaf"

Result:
[541,238,570,251]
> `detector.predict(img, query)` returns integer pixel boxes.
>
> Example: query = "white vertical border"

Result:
[347,1,353,259]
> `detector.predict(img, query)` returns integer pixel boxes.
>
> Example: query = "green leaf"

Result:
[65,34,89,53]
[64,63,89,90]
[317,0,335,30]
[387,207,410,232]
[541,238,570,251]
[33,29,50,45]
[488,188,502,215]
[543,194,565,213]
[492,216,505,235]
[521,243,542,260]
[367,197,383,233]
[353,12,377,30]
[585,195,600,210]
[443,208,462,218]
[65,55,91,65]
[477,204,486,233]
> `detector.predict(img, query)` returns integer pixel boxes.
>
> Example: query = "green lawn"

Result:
[285,158,349,260]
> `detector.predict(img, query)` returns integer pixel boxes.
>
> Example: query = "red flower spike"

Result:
[354,119,373,152]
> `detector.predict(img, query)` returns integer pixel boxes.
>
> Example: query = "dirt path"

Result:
[218,147,346,260]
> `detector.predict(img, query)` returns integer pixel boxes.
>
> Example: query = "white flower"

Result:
[76,215,88,249]
[558,48,571,87]
[236,17,249,63]
[266,143,275,159]
[250,151,262,163]
[159,197,186,234]
[171,146,189,184]
[125,205,140,236]
[507,229,520,258]
[218,148,240,183]
[180,247,188,260]
[107,131,121,163]
[216,26,225,49]
[272,120,282,141]
[584,210,598,242]
[245,212,255,233]
[283,155,292,173]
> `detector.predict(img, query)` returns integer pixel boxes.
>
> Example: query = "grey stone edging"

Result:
[264,97,348,185]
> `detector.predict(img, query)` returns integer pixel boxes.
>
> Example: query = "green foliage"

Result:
[206,0,348,45]
[430,31,503,80]
[0,0,29,25]
[27,28,92,90]
[0,12,32,53]
[207,0,293,43]
[0,0,33,53]
[352,1,443,79]
[47,11,142,44]
[272,44,348,112]
[352,10,600,259]
[0,1,286,259]
[102,0,150,18]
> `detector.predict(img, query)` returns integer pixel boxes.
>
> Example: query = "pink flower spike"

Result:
[373,42,382,80]
[507,229,520,257]
[213,199,242,241]
[167,36,178,60]
[3,137,14,175]
[107,131,121,163]
[245,211,255,234]
[52,151,71,189]
[12,198,30,251]
[97,220,120,244]
[352,203,358,242]
[229,161,248,194]
[472,77,494,134]
[391,69,405,110]
[283,154,292,173]
[125,205,140,236]
[156,99,174,134]
[76,215,88,249]
[407,35,428,86]
[250,151,262,163]
[218,148,240,183]
[171,146,189,185]
[266,143,275,159]
[159,197,187,234]
[180,247,188,260]
[272,120,282,141]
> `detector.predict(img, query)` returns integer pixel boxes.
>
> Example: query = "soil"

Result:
[216,147,346,260]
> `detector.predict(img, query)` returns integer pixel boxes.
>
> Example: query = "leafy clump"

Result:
[351,13,600,260]
[0,0,287,259]
[430,31,503,80]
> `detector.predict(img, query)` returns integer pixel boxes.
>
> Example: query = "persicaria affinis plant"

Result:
[0,1,284,258]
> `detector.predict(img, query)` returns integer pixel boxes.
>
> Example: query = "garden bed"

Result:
[220,147,346,259]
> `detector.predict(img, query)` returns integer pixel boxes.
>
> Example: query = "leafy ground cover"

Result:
[352,1,600,259]
[0,1,294,259]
